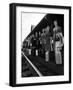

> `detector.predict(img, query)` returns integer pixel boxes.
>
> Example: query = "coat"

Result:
[40,32,50,51]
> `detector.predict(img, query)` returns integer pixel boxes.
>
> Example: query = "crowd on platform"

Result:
[22,20,64,64]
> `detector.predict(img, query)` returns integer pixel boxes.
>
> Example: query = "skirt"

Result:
[55,41,62,64]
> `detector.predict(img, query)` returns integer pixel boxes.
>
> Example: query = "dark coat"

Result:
[44,32,50,51]
[40,32,50,51]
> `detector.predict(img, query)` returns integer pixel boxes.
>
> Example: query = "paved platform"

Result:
[27,55,64,76]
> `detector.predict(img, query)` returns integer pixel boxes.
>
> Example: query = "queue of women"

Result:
[22,20,64,64]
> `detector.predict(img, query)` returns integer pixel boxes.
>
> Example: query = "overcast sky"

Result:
[22,13,46,42]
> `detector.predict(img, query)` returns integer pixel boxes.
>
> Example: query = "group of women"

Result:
[22,20,64,64]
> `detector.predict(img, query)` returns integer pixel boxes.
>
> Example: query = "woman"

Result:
[44,26,50,62]
[39,29,46,57]
[53,20,64,64]
[40,26,50,62]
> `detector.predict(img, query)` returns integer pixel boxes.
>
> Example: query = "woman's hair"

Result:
[54,20,58,24]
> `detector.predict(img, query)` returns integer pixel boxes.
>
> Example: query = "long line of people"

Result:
[22,20,64,64]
